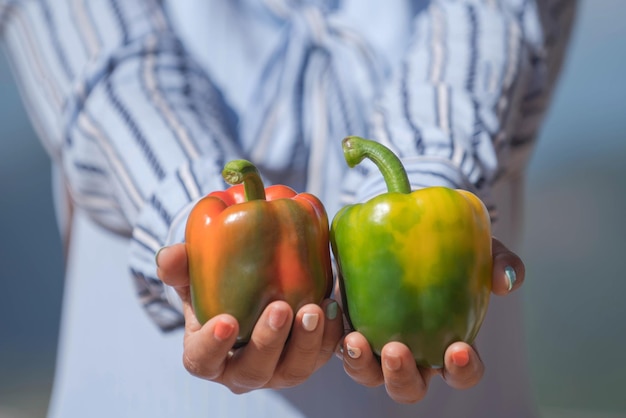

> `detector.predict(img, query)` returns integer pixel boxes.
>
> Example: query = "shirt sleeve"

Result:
[343,0,576,222]
[0,0,242,331]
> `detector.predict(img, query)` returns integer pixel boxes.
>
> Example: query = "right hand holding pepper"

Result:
[336,237,526,404]
[156,243,344,393]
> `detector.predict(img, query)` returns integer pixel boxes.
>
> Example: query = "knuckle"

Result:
[445,366,483,389]
[277,368,311,387]
[344,358,370,373]
[293,342,319,358]
[386,381,426,404]
[344,367,383,387]
[182,353,209,379]
[317,344,335,362]
[392,390,427,405]
[385,377,427,404]
[455,374,479,389]
[231,367,271,390]
[228,385,251,395]
[360,378,384,388]
[252,338,283,357]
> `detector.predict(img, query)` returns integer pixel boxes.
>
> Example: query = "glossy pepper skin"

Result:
[185,160,333,346]
[330,136,492,367]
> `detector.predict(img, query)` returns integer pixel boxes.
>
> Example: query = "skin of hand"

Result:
[336,237,526,404]
[156,243,344,394]
[157,237,524,402]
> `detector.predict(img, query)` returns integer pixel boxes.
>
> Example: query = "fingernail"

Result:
[155,246,167,267]
[302,313,319,332]
[214,322,235,342]
[345,343,361,359]
[325,301,338,320]
[505,266,517,291]
[269,307,288,331]
[334,342,344,360]
[384,355,401,371]
[451,349,470,368]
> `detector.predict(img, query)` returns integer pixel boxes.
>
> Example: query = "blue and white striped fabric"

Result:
[0,0,576,332]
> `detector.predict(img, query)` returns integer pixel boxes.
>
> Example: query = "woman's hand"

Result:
[156,243,344,393]
[337,237,525,403]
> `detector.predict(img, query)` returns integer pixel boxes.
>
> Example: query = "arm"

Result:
[0,0,344,391]
[338,0,576,403]
[343,0,576,218]
[0,0,241,330]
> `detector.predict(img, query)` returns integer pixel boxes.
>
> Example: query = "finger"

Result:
[316,299,343,369]
[181,291,202,333]
[156,243,189,291]
[441,342,484,390]
[224,301,293,393]
[380,342,431,404]
[182,313,239,381]
[341,332,384,387]
[491,238,526,296]
[270,303,325,388]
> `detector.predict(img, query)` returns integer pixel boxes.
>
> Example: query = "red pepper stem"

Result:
[222,160,267,201]
[341,136,411,194]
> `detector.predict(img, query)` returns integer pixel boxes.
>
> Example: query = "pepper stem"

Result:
[342,136,411,194]
[222,160,266,201]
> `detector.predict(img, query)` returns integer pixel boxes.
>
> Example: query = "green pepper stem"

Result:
[342,136,411,194]
[222,160,266,201]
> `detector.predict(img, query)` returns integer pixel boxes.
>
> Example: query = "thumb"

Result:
[156,243,191,302]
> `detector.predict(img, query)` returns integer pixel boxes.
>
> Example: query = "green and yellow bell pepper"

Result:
[330,136,492,367]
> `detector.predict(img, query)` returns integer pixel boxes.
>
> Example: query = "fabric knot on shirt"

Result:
[242,0,384,198]
[263,0,340,20]
[263,0,340,47]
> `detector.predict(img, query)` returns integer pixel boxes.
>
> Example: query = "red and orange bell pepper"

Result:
[185,160,333,345]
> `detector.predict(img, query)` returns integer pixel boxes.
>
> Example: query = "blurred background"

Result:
[1,0,625,417]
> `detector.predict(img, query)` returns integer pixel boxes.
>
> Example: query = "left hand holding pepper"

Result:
[156,243,345,393]
[337,237,525,404]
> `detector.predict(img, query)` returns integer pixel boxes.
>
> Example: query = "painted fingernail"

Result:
[302,313,319,332]
[214,322,235,342]
[384,355,401,371]
[505,266,517,291]
[155,246,167,267]
[451,349,470,368]
[325,301,338,320]
[345,343,361,359]
[269,307,288,331]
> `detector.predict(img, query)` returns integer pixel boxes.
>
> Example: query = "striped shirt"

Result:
[0,0,576,331]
